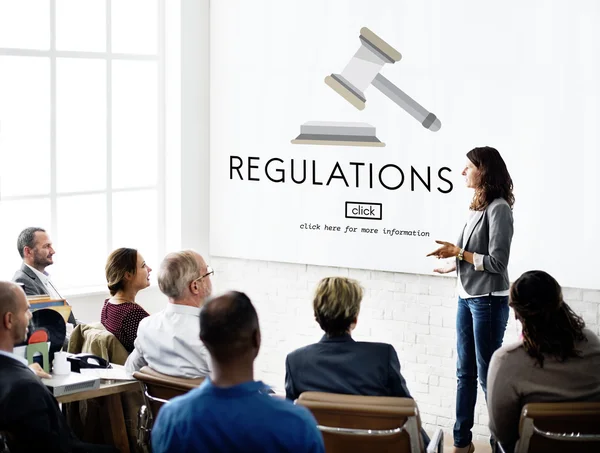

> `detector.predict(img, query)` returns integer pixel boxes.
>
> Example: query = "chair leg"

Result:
[137,405,152,452]
[426,428,444,453]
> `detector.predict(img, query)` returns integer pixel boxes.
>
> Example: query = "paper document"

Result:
[80,365,135,381]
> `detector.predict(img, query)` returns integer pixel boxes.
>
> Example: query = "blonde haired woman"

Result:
[285,277,429,444]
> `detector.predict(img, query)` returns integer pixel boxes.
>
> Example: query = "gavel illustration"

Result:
[325,27,441,132]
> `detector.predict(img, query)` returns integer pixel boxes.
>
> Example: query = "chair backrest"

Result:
[133,366,205,452]
[517,402,600,453]
[133,366,204,418]
[296,392,424,453]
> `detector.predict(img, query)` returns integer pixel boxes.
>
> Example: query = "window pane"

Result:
[0,198,51,282]
[111,0,157,55]
[112,189,158,275]
[0,56,50,197]
[112,60,157,188]
[55,194,106,289]
[56,0,106,52]
[0,0,50,49]
[56,58,106,192]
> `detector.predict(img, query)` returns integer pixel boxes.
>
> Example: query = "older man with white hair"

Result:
[125,250,213,378]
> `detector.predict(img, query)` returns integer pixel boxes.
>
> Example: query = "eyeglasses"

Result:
[193,265,214,283]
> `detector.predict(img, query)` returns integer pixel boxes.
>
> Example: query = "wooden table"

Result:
[58,380,140,453]
[57,380,139,404]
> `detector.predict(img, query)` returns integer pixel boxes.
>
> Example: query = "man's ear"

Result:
[2,312,13,330]
[190,280,203,296]
[23,246,32,258]
[252,328,261,351]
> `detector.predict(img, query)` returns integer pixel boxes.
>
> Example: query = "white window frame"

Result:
[0,0,168,293]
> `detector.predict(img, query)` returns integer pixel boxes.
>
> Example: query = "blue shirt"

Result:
[151,378,325,453]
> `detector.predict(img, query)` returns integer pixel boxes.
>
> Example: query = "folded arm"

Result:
[124,346,148,374]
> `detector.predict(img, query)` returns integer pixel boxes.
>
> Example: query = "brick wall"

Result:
[211,256,600,441]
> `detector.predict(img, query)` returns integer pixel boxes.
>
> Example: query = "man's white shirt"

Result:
[0,349,29,367]
[125,303,211,378]
[25,264,62,299]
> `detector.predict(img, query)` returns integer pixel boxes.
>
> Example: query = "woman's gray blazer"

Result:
[456,197,514,295]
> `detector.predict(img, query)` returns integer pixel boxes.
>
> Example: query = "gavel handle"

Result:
[372,73,441,131]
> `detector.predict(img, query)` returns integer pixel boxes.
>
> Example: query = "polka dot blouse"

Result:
[100,299,150,353]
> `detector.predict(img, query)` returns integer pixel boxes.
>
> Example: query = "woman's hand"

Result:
[427,240,460,259]
[433,262,457,274]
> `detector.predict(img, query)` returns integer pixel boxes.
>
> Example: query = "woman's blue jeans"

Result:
[453,296,509,448]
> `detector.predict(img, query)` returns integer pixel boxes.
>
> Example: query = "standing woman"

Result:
[427,146,515,453]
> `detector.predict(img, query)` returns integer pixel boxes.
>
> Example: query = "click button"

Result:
[345,202,382,220]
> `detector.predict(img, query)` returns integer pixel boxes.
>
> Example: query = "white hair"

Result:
[158,250,202,299]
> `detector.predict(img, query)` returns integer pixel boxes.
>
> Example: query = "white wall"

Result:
[180,0,210,254]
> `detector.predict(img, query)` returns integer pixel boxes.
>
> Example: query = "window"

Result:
[0,0,166,292]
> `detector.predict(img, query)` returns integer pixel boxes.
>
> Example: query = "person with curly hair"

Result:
[427,146,515,452]
[487,270,600,452]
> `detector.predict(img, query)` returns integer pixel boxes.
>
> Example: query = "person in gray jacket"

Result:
[427,146,515,453]
[12,227,77,326]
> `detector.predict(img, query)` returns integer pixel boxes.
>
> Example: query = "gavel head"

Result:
[325,27,401,110]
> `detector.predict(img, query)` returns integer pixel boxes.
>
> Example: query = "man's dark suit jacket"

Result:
[0,353,115,453]
[285,334,430,447]
[12,263,76,325]
[285,333,411,401]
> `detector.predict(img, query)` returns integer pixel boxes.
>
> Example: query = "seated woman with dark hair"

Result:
[100,248,152,353]
[285,277,429,444]
[488,270,600,452]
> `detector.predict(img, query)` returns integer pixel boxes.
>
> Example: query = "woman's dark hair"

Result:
[467,146,515,210]
[105,248,138,296]
[510,270,587,367]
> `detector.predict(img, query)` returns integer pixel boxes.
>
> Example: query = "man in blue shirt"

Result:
[151,291,325,453]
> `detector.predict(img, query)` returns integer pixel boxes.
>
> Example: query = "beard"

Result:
[13,323,28,344]
[33,252,53,268]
